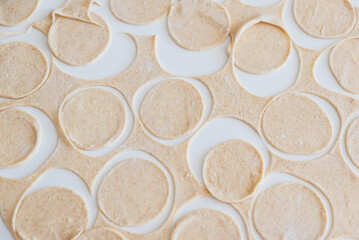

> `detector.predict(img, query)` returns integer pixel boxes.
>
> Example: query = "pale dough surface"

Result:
[77,228,123,240]
[202,139,263,203]
[15,187,88,240]
[0,0,38,26]
[97,158,170,226]
[167,0,230,50]
[170,209,240,240]
[140,79,203,139]
[345,116,359,168]
[261,93,332,154]
[60,88,126,151]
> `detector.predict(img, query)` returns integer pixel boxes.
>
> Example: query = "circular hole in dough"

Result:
[202,140,263,203]
[330,38,359,94]
[253,182,327,240]
[345,116,359,168]
[60,88,126,151]
[48,13,110,66]
[0,108,38,169]
[140,79,204,139]
[261,93,332,155]
[15,187,88,240]
[234,22,291,74]
[0,0,38,26]
[293,0,355,38]
[110,0,171,25]
[0,42,48,99]
[77,228,123,240]
[97,158,170,226]
[167,0,230,51]
[170,209,240,240]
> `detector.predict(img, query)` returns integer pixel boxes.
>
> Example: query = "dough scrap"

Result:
[0,108,38,169]
[140,79,204,139]
[0,41,48,99]
[167,0,230,50]
[60,88,126,151]
[330,38,359,94]
[97,158,170,226]
[202,140,263,203]
[170,209,240,240]
[77,228,123,240]
[15,187,88,240]
[345,116,359,168]
[0,0,38,26]
[253,182,327,240]
[110,0,171,25]
[293,0,355,38]
[261,93,332,154]
[234,22,291,74]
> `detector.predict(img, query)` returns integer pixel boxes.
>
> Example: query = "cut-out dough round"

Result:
[330,38,359,94]
[345,116,359,168]
[140,79,203,139]
[254,182,327,240]
[202,140,263,203]
[0,0,38,26]
[293,0,355,38]
[97,158,170,226]
[48,13,110,66]
[170,209,240,240]
[261,93,332,154]
[110,0,171,25]
[234,22,291,74]
[60,88,126,151]
[15,187,88,240]
[167,0,230,50]
[0,108,38,169]
[0,42,48,99]
[77,228,123,240]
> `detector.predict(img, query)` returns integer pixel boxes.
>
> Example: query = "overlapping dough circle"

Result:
[170,209,240,240]
[202,140,263,203]
[0,41,48,99]
[140,79,204,139]
[253,182,327,240]
[97,158,170,226]
[345,116,359,168]
[0,0,38,26]
[60,88,126,151]
[77,228,123,240]
[15,187,88,240]
[0,108,38,169]
[167,0,230,50]
[261,93,332,154]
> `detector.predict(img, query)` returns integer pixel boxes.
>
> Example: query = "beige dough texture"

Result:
[234,22,291,74]
[0,41,48,99]
[60,88,126,151]
[77,228,124,240]
[170,209,240,240]
[0,0,38,26]
[293,0,355,38]
[15,187,88,240]
[330,38,359,94]
[345,116,359,168]
[202,139,263,203]
[110,0,171,25]
[261,93,332,155]
[253,182,327,240]
[0,108,38,169]
[167,0,230,50]
[140,79,203,139]
[97,158,170,226]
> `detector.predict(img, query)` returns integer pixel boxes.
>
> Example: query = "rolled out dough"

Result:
[0,0,38,26]
[77,228,124,240]
[345,116,359,168]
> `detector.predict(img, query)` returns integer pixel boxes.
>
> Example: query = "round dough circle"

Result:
[234,22,291,74]
[15,187,88,240]
[48,13,110,66]
[170,209,240,240]
[60,88,126,151]
[167,0,230,50]
[203,140,263,203]
[293,0,355,38]
[78,228,123,240]
[0,108,38,168]
[97,158,170,226]
[140,79,203,139]
[261,93,332,154]
[0,42,48,99]
[0,0,38,26]
[345,116,359,168]
[110,0,171,25]
[330,38,359,94]
[254,182,327,240]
